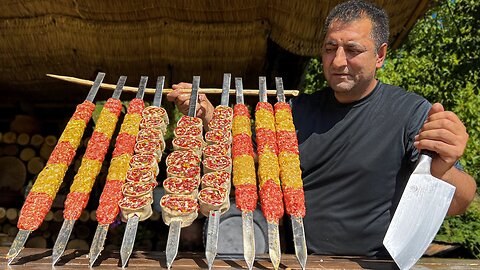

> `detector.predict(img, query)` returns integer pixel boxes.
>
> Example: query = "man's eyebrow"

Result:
[324,40,338,46]
[344,42,367,50]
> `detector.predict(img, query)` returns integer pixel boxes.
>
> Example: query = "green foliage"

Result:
[304,0,480,257]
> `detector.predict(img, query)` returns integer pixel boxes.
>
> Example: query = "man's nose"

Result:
[332,47,347,68]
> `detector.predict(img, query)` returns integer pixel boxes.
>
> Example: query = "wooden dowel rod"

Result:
[47,74,300,97]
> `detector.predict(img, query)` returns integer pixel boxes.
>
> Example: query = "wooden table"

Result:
[1,247,479,269]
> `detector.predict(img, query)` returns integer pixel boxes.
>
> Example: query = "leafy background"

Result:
[303,0,480,258]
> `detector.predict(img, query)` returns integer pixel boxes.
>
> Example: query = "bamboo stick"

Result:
[47,74,300,97]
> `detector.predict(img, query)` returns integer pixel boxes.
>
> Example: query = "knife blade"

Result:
[153,76,165,107]
[136,76,148,100]
[88,224,109,267]
[52,219,76,265]
[166,219,182,270]
[120,214,140,268]
[188,76,200,117]
[383,153,455,270]
[6,229,30,265]
[86,72,106,102]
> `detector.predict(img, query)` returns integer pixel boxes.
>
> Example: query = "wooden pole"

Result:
[47,74,300,97]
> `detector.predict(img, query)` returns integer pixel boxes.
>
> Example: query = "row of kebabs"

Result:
[16,92,305,242]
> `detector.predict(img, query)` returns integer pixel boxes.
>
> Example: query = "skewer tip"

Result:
[7,256,16,265]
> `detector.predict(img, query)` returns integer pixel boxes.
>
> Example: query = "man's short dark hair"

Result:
[323,0,390,51]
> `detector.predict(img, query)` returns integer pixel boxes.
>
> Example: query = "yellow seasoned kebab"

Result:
[52,76,125,266]
[255,102,284,223]
[274,102,305,218]
[88,84,146,267]
[6,73,105,265]
[232,104,257,213]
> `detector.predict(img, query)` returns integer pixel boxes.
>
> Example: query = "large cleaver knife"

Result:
[383,153,455,270]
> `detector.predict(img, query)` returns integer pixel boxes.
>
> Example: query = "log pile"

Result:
[0,129,168,250]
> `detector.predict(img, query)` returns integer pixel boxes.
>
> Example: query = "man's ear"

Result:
[376,43,388,68]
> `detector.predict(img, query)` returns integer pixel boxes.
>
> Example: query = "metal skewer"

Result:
[6,72,106,265]
[205,73,231,270]
[235,77,256,270]
[52,75,126,266]
[275,77,307,270]
[166,76,201,270]
[120,214,140,268]
[259,76,281,270]
[89,76,148,268]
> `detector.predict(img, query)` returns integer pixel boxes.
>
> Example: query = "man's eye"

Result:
[324,48,335,53]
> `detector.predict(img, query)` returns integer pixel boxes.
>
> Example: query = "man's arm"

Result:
[166,82,214,128]
[414,103,477,215]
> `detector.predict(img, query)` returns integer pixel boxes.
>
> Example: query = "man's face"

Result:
[322,18,385,103]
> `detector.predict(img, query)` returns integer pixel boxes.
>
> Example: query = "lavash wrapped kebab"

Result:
[125,166,157,184]
[122,181,157,199]
[118,195,153,221]
[165,150,200,167]
[172,136,203,157]
[160,194,199,227]
[212,105,233,120]
[173,125,204,141]
[203,143,231,158]
[204,128,232,145]
[166,163,201,180]
[198,187,230,216]
[134,139,163,162]
[137,127,166,152]
[177,115,203,129]
[129,154,159,176]
[201,171,231,194]
[202,155,232,174]
[163,176,200,197]
[207,118,232,131]
[142,105,169,125]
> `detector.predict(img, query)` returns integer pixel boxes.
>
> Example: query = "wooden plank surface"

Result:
[1,247,479,269]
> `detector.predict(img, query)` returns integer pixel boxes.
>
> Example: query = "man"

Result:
[167,0,477,256]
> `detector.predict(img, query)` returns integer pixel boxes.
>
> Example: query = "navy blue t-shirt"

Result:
[291,81,431,256]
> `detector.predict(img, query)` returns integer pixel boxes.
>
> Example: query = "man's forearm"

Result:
[441,167,477,215]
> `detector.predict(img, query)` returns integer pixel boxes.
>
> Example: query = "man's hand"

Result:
[166,82,214,127]
[414,103,468,179]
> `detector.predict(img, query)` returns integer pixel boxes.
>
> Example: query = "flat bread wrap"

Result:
[160,194,199,227]
[202,155,232,174]
[163,176,199,197]
[198,187,229,216]
[119,195,153,221]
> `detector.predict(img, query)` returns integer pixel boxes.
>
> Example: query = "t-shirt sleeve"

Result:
[405,100,432,164]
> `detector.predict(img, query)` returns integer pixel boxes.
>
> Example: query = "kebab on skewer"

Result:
[274,77,307,270]
[52,76,126,266]
[6,73,106,265]
[255,77,283,270]
[89,93,146,267]
[119,76,167,268]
